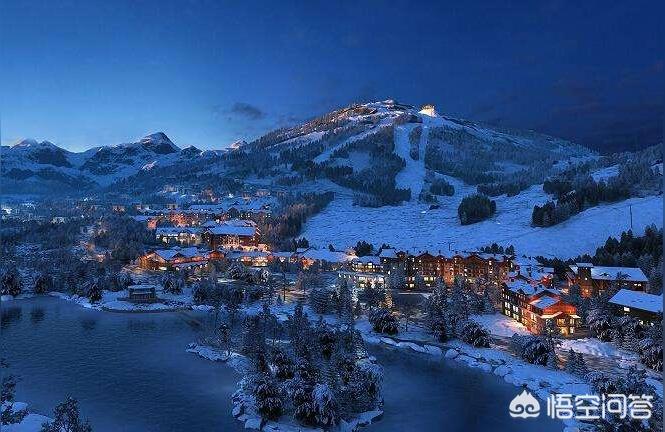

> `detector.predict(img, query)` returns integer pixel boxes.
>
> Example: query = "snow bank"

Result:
[470,313,530,337]
[3,402,52,432]
[558,338,639,361]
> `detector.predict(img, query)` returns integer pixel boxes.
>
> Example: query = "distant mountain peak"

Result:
[11,138,58,149]
[138,132,179,154]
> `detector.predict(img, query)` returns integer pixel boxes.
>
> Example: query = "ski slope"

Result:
[301,182,663,259]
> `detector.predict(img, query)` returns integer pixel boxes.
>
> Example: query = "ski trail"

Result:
[394,123,427,200]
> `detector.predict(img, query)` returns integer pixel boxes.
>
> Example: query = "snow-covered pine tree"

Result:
[309,286,332,315]
[253,374,283,420]
[386,264,405,290]
[337,279,354,326]
[546,351,558,370]
[448,279,469,336]
[459,321,491,347]
[564,349,578,374]
[40,397,92,432]
[312,383,338,427]
[369,308,399,335]
[574,352,588,377]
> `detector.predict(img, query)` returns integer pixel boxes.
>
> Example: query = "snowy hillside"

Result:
[301,179,663,259]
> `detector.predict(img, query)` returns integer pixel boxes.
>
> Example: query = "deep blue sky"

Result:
[1,1,663,153]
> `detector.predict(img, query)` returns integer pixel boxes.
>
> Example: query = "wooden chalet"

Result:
[567,263,648,297]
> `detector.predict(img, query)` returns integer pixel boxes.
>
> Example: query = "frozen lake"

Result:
[2,297,564,431]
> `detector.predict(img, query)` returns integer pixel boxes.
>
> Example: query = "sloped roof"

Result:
[529,295,561,309]
[570,264,648,282]
[302,249,353,263]
[353,255,381,264]
[609,289,663,313]
[154,247,202,261]
[205,225,255,237]
[379,248,397,259]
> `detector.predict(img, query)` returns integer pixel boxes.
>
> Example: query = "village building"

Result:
[295,248,354,270]
[508,257,554,286]
[609,289,663,326]
[378,248,400,272]
[201,222,258,249]
[137,247,222,271]
[566,263,648,297]
[402,250,511,288]
[226,250,270,267]
[350,255,382,273]
[155,227,202,246]
[127,284,158,303]
[501,280,580,336]
[338,270,386,290]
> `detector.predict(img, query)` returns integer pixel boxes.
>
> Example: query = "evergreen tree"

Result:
[40,397,92,432]
[575,352,588,377]
[309,287,332,315]
[312,384,338,427]
[253,375,283,420]
[1,361,28,425]
[34,273,53,294]
[1,269,22,297]
[564,349,578,375]
[337,279,354,326]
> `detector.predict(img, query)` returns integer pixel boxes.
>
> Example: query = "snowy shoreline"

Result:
[2,402,52,432]
[357,328,587,432]
[187,343,384,432]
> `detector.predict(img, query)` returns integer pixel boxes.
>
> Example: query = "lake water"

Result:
[2,297,563,432]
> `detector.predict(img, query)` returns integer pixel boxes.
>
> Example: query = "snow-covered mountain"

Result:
[3,100,661,258]
[239,100,596,204]
[1,132,228,194]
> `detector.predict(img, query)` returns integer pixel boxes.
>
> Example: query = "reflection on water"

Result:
[126,318,158,332]
[2,297,243,432]
[2,306,22,329]
[30,308,46,324]
[80,318,97,331]
[4,297,564,432]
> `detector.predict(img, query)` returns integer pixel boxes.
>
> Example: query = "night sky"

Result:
[1,1,663,153]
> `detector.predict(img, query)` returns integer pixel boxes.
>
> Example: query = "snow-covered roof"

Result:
[227,250,269,259]
[504,280,559,297]
[609,289,663,314]
[570,264,648,282]
[155,227,201,235]
[154,247,202,260]
[529,295,561,309]
[128,284,158,292]
[188,204,226,212]
[301,249,353,263]
[271,251,295,258]
[224,218,256,227]
[205,225,255,237]
[379,248,397,259]
[353,255,381,265]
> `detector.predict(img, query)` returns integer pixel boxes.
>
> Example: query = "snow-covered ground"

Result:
[558,338,639,361]
[48,287,195,313]
[591,164,619,181]
[302,181,663,258]
[393,124,426,199]
[3,402,51,432]
[470,313,530,337]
